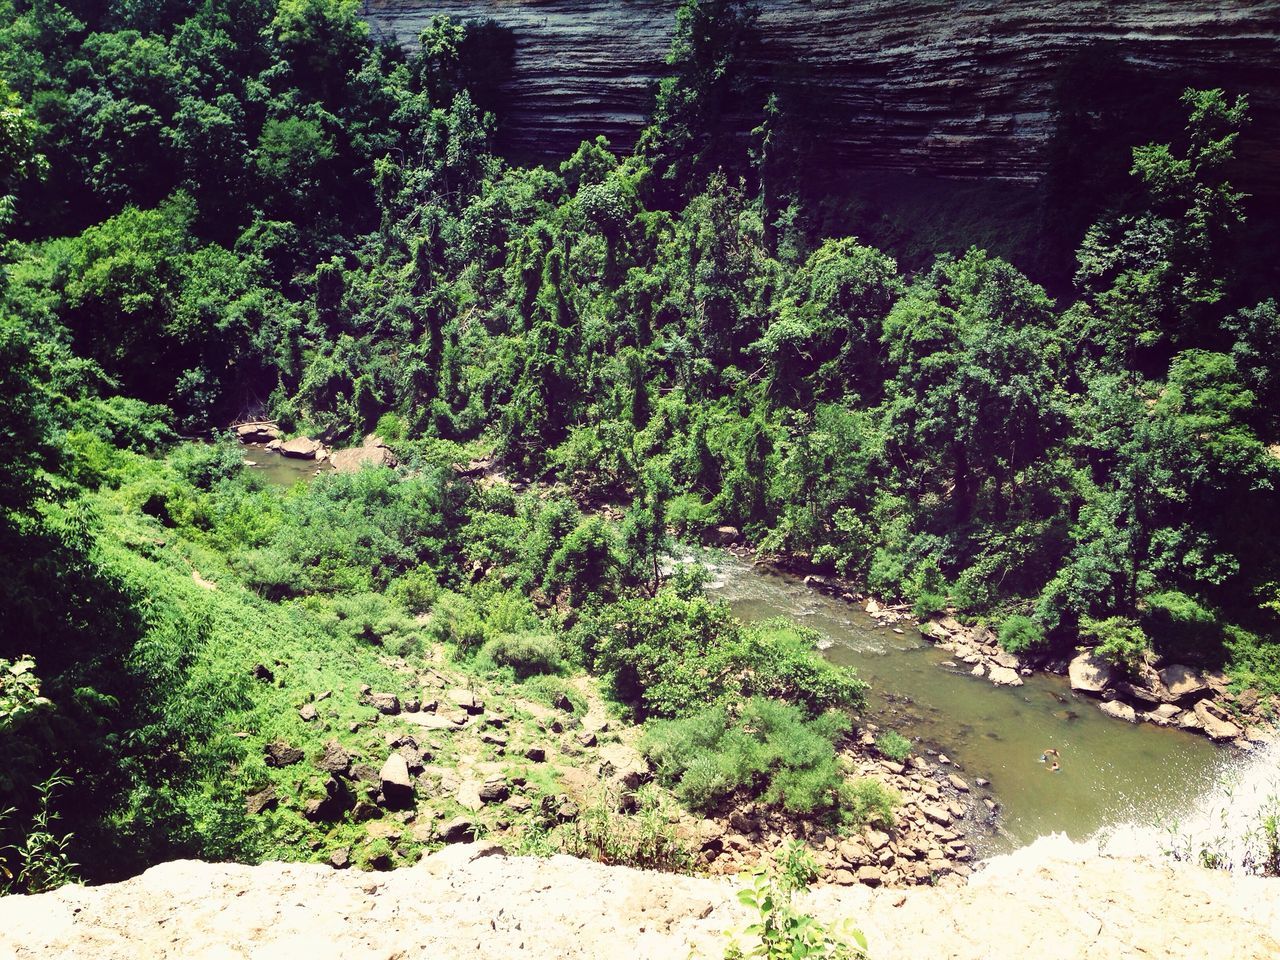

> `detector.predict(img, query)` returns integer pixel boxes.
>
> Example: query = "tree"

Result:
[623,464,672,595]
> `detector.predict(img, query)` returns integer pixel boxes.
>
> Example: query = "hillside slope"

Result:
[2,839,1277,959]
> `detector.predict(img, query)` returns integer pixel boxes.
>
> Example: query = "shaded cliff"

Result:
[363,0,1280,189]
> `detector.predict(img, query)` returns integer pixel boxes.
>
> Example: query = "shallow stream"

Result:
[703,551,1232,856]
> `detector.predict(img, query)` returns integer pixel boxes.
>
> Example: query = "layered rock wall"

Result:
[361,0,1280,184]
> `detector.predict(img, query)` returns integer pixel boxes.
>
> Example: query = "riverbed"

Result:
[703,550,1231,856]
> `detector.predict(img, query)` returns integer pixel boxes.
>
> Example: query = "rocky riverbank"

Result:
[4,838,1277,959]
[741,546,1276,751]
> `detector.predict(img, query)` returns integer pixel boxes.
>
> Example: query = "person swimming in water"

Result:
[1040,748,1061,771]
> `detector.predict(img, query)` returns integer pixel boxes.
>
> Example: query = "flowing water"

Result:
[702,550,1238,857]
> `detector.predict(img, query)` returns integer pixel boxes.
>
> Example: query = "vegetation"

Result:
[0,0,1276,895]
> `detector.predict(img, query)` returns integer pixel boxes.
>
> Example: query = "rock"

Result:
[970,663,986,678]
[479,777,510,804]
[438,816,475,844]
[1177,709,1204,732]
[420,840,506,875]
[245,785,277,815]
[552,692,575,712]
[1068,651,1115,694]
[1159,665,1208,702]
[303,778,354,822]
[315,740,351,775]
[298,703,318,722]
[328,847,350,870]
[264,741,305,767]
[975,778,990,788]
[988,666,1023,687]
[991,649,1020,671]
[556,799,579,821]
[700,525,741,547]
[856,866,883,887]
[379,754,414,809]
[524,746,547,762]
[1145,703,1183,724]
[279,437,325,460]
[576,730,597,748]
[1099,700,1137,723]
[234,422,281,443]
[1193,700,1242,741]
[1235,688,1261,712]
[330,439,396,474]
[506,795,533,813]
[448,688,484,714]
[481,731,508,747]
[947,775,969,793]
[367,692,401,715]
[251,663,274,683]
[456,781,484,812]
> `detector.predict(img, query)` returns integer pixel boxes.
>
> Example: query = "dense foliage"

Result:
[1,0,1277,889]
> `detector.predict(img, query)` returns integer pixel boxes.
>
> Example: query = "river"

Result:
[702,550,1237,857]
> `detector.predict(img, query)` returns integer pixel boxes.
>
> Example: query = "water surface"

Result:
[704,551,1230,855]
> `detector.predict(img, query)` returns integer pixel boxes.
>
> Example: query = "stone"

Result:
[328,847,350,870]
[576,730,597,748]
[298,703,318,722]
[856,866,883,887]
[556,799,579,821]
[264,741,304,767]
[330,440,396,474]
[479,777,510,804]
[1159,665,1208,702]
[975,778,990,788]
[1068,651,1115,694]
[700,525,741,547]
[524,746,547,762]
[481,731,508,748]
[315,740,351,775]
[447,688,484,714]
[947,774,969,793]
[367,692,401,715]
[456,781,484,812]
[251,663,274,683]
[1193,700,1242,741]
[438,817,476,845]
[350,763,380,784]
[379,754,414,809]
[278,437,325,459]
[401,711,470,731]
[404,698,421,713]
[552,692,575,712]
[245,785,277,815]
[234,422,281,443]
[988,666,1023,687]
[506,795,533,813]
[1235,688,1261,712]
[1099,700,1137,723]
[1144,703,1183,725]
[303,778,354,822]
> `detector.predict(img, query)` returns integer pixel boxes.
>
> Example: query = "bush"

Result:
[561,783,692,872]
[1081,616,1150,673]
[519,676,586,714]
[912,589,947,618]
[1143,591,1221,659]
[998,615,1047,654]
[845,777,900,829]
[388,565,440,614]
[425,592,487,654]
[640,698,852,816]
[874,730,912,762]
[481,632,564,679]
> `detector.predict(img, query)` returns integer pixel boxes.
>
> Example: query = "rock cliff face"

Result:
[361,0,1280,185]
[2,838,1278,958]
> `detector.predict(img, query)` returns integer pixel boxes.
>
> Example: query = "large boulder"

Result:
[1159,665,1208,702]
[330,436,397,474]
[1099,700,1137,723]
[379,754,414,809]
[264,740,304,767]
[234,422,281,443]
[279,437,326,460]
[1193,700,1242,741]
[700,525,741,547]
[987,666,1023,687]
[1068,651,1115,694]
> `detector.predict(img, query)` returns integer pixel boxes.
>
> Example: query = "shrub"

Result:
[388,565,440,614]
[1081,616,1150,673]
[846,777,899,828]
[171,443,243,490]
[641,698,852,816]
[912,588,947,618]
[561,783,692,872]
[998,615,1047,654]
[520,676,585,714]
[481,632,564,679]
[1143,591,1221,659]
[425,592,487,654]
[874,730,912,762]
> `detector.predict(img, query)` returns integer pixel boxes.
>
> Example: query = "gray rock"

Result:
[523,746,547,762]
[264,741,304,767]
[368,692,401,715]
[479,777,510,804]
[1193,700,1242,741]
[988,665,1023,687]
[298,703,318,722]
[1068,651,1115,694]
[329,847,350,869]
[447,688,484,714]
[379,754,414,809]
[1099,700,1137,723]
[315,740,351,775]
[1159,665,1208,702]
[245,785,277,815]
[439,816,475,844]
[279,437,325,460]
